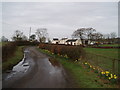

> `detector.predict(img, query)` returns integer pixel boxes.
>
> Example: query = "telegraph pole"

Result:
[29,27,31,41]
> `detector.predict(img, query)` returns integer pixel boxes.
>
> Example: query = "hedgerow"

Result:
[39,44,85,61]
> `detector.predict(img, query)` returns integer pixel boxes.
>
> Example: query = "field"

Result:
[84,48,119,59]
[99,44,119,47]
[84,48,119,74]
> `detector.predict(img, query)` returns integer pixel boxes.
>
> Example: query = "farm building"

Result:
[51,38,59,44]
[66,39,82,45]
[59,38,68,45]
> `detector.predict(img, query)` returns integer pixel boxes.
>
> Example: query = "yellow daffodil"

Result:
[64,55,68,58]
[110,74,113,78]
[105,71,109,74]
[108,77,111,80]
[106,74,108,76]
[101,72,105,74]
[90,65,92,68]
[114,76,117,79]
[85,62,87,64]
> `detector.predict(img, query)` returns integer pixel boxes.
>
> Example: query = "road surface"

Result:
[2,47,76,88]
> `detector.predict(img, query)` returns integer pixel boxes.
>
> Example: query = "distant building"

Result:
[66,39,82,45]
[59,38,68,45]
[51,38,59,44]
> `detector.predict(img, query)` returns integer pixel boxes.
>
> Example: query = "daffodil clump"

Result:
[64,54,68,58]
[83,61,118,84]
[100,71,118,84]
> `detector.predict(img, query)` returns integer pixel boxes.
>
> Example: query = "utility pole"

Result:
[29,27,31,41]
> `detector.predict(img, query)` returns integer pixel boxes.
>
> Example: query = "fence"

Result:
[84,52,119,75]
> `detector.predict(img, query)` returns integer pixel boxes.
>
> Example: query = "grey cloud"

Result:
[2,2,118,40]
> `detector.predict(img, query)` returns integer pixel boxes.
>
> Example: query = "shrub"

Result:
[2,42,17,62]
[39,44,84,61]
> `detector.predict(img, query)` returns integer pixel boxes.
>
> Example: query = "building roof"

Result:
[66,39,77,42]
[61,38,68,40]
[53,38,59,40]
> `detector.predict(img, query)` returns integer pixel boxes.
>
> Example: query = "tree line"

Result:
[1,28,49,43]
[1,27,118,44]
[72,28,118,44]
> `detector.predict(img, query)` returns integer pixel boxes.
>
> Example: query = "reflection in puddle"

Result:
[5,52,30,80]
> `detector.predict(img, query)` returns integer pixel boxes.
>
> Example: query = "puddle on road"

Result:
[48,58,60,67]
[4,50,30,80]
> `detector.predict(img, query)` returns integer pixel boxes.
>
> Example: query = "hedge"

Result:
[2,42,17,62]
[39,44,85,61]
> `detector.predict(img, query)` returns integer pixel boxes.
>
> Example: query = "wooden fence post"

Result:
[112,59,115,74]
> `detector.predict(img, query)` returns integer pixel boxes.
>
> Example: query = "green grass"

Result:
[84,48,118,59]
[0,42,9,46]
[99,44,119,47]
[38,48,117,88]
[84,48,119,74]
[2,46,24,72]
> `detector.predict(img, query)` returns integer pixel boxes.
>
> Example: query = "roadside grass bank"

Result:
[38,48,117,88]
[2,46,24,72]
[0,42,9,46]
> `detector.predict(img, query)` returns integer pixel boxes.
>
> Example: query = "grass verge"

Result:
[38,48,117,88]
[0,42,9,46]
[2,46,24,72]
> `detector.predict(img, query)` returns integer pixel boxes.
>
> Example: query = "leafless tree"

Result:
[110,32,117,44]
[72,28,86,44]
[85,28,96,40]
[22,35,28,41]
[72,28,96,45]
[35,28,48,43]
[1,36,8,42]
[30,34,36,41]
[90,32,103,44]
[12,30,23,41]
[110,32,117,39]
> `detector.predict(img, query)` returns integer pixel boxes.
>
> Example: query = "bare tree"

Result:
[72,28,86,44]
[110,32,117,39]
[85,28,96,40]
[106,34,110,39]
[22,35,28,41]
[12,30,23,41]
[72,28,96,45]
[1,36,8,42]
[110,32,117,44]
[90,32,103,44]
[30,34,36,41]
[35,28,48,43]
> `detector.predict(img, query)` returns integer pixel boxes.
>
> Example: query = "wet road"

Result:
[2,47,72,88]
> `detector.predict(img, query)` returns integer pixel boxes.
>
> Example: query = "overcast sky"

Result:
[2,2,118,40]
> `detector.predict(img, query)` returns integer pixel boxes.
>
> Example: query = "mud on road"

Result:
[2,47,76,88]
